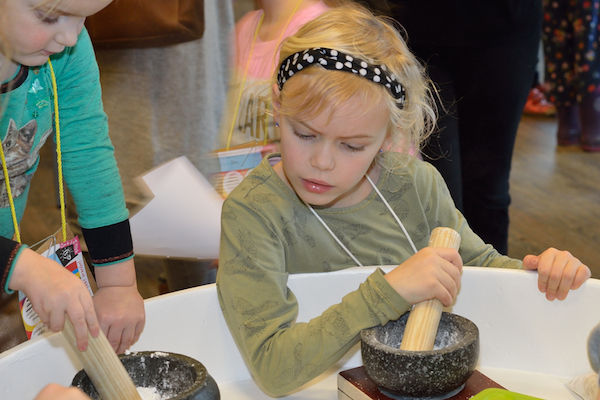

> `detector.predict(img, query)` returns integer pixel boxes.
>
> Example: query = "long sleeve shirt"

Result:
[217,152,521,396]
[1,29,132,292]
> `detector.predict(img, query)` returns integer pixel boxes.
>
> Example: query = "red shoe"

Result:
[523,87,557,116]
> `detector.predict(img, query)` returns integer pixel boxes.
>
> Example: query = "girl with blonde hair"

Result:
[0,0,144,361]
[217,3,591,396]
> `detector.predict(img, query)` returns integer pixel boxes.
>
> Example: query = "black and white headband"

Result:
[277,47,406,109]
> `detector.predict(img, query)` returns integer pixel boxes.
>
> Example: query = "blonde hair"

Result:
[276,3,436,152]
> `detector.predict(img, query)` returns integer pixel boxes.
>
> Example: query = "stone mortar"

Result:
[72,351,220,400]
[360,312,479,398]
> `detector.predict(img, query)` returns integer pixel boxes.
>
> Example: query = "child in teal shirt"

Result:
[0,0,144,355]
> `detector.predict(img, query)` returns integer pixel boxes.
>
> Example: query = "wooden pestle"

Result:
[400,227,461,351]
[63,319,142,400]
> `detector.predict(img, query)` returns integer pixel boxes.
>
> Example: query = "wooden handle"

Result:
[400,227,461,351]
[63,319,142,400]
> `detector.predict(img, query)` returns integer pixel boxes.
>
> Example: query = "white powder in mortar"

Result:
[137,386,163,400]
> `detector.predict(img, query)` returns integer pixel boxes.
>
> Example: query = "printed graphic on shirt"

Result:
[0,119,52,207]
[228,79,277,147]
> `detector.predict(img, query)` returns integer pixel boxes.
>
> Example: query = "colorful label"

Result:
[18,236,92,340]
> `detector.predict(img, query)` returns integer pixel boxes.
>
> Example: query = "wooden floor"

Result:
[507,115,599,277]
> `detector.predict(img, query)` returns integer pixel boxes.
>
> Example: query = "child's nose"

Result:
[310,144,335,171]
[55,17,84,47]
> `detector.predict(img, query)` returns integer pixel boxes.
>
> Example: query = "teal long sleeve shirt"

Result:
[1,29,130,290]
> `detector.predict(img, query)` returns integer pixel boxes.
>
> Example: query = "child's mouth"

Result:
[302,178,333,194]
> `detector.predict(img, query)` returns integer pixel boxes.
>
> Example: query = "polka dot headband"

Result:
[277,47,406,109]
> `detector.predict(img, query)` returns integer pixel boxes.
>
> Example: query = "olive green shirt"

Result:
[217,152,520,396]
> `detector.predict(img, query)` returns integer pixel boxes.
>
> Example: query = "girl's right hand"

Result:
[384,247,463,306]
[8,248,100,351]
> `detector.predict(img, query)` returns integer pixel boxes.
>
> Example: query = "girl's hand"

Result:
[93,259,145,354]
[93,285,145,354]
[8,248,100,351]
[384,247,463,306]
[523,248,591,300]
[34,384,91,400]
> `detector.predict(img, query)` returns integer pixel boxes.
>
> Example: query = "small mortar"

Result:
[360,312,479,399]
[72,351,220,400]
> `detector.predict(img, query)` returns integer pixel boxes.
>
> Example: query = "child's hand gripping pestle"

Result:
[400,227,461,351]
[62,319,142,400]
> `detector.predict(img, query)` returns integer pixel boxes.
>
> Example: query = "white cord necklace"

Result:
[306,174,418,267]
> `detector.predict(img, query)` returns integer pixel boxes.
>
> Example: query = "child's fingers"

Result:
[554,259,581,300]
[572,264,591,289]
[133,319,145,346]
[536,249,588,301]
[47,307,66,333]
[117,325,136,354]
[81,293,100,338]
[544,255,568,301]
[105,324,122,353]
[434,271,456,307]
[554,259,589,300]
[67,307,90,351]
[534,248,562,295]
[435,248,463,272]
[534,252,552,294]
[522,254,538,270]
[432,258,462,306]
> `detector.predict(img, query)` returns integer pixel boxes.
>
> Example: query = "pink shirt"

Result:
[234,1,330,79]
[220,2,329,147]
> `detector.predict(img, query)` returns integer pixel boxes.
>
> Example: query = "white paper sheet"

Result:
[130,156,223,259]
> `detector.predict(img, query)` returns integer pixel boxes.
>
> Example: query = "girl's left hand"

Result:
[523,248,591,300]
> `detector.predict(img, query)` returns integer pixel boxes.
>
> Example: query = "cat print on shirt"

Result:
[0,119,52,207]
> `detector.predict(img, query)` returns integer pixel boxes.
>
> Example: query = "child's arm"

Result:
[218,202,412,397]
[49,30,145,353]
[4,245,99,351]
[92,259,145,354]
[522,248,591,300]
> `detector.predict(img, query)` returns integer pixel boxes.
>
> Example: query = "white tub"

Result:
[0,266,598,399]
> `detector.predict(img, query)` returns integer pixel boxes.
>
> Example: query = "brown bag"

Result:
[85,0,205,49]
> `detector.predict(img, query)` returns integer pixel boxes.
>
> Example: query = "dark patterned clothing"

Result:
[217,152,521,396]
[542,0,600,107]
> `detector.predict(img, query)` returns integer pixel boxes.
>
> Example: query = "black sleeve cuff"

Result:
[1,236,22,292]
[82,220,134,266]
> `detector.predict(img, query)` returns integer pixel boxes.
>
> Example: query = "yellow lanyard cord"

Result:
[47,59,67,243]
[225,0,304,150]
[0,59,66,244]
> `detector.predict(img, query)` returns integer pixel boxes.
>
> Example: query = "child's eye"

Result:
[35,10,60,24]
[342,143,365,152]
[293,131,315,141]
